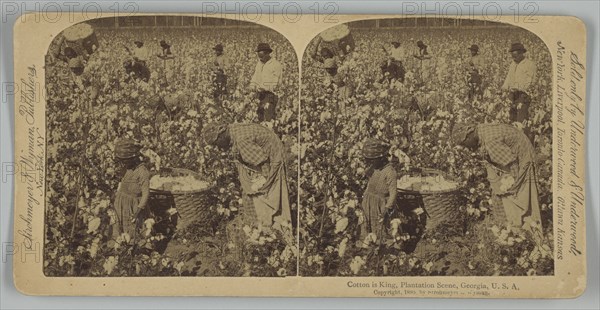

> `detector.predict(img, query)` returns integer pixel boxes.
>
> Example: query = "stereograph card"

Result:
[11,13,587,297]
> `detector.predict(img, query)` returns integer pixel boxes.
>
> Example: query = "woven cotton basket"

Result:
[396,169,463,229]
[149,168,215,230]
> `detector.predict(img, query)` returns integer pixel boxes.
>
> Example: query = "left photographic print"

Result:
[44,16,299,277]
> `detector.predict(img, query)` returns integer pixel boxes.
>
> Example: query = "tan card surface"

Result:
[12,13,586,297]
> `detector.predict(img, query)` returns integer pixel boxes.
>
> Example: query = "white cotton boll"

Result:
[334,217,349,234]
[349,256,365,275]
[86,217,101,234]
[396,175,458,192]
[319,111,331,122]
[499,175,515,193]
[338,238,348,258]
[149,175,210,192]
[143,218,155,237]
[394,149,411,165]
[166,208,178,216]
[251,176,267,192]
[390,219,402,236]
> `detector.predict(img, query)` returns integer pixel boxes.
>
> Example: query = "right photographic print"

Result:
[299,17,553,277]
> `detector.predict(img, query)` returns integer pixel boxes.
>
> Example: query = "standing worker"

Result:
[123,40,150,82]
[309,37,352,100]
[158,39,175,81]
[250,43,283,122]
[309,36,336,64]
[132,40,150,66]
[323,57,353,102]
[357,138,398,248]
[211,43,230,101]
[380,41,406,84]
[111,138,150,241]
[159,40,173,58]
[501,42,537,139]
[412,40,432,87]
[466,44,484,101]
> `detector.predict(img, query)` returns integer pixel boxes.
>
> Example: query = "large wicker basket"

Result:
[149,168,215,230]
[396,169,463,229]
[319,24,355,56]
[62,23,98,58]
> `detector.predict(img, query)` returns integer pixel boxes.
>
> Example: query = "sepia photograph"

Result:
[9,11,589,298]
[299,18,554,277]
[43,16,299,277]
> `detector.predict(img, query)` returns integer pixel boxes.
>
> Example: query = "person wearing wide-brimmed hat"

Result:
[501,42,537,139]
[250,42,283,122]
[452,123,542,240]
[111,138,150,241]
[357,138,398,248]
[202,122,292,233]
[211,43,230,100]
[466,44,484,101]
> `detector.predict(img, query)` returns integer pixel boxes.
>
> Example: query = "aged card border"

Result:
[12,13,586,297]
